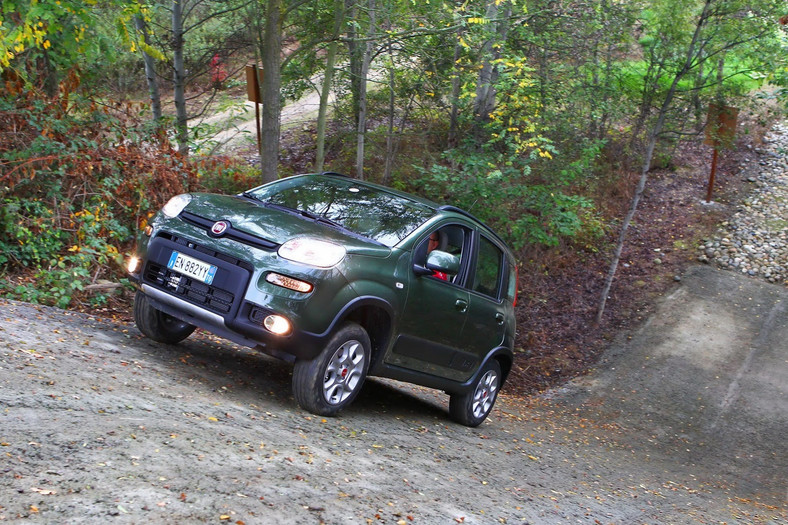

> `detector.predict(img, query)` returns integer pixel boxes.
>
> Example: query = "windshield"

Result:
[246,176,436,246]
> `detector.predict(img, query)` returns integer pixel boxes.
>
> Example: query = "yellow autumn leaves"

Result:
[0,3,90,69]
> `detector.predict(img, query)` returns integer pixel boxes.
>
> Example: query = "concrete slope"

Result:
[555,264,788,506]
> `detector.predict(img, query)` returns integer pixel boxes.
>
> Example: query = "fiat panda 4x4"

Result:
[128,172,517,426]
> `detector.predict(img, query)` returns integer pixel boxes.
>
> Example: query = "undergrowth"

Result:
[0,74,256,308]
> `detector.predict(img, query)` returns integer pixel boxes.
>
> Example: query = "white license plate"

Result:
[167,251,217,285]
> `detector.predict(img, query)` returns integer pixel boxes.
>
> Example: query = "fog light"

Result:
[263,315,291,335]
[265,272,313,293]
[127,256,141,274]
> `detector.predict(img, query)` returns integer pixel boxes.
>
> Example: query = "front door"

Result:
[388,224,476,381]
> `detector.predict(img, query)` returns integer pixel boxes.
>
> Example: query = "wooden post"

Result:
[246,65,263,153]
[254,101,261,153]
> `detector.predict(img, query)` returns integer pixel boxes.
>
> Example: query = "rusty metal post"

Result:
[703,104,738,203]
[706,147,719,203]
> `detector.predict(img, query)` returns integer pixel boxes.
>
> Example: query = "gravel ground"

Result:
[699,122,788,285]
[0,271,786,524]
[1,124,787,524]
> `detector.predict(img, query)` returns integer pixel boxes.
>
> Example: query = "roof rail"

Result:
[319,171,351,178]
[437,205,509,248]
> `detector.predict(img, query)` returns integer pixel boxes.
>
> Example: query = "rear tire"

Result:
[133,290,195,344]
[292,322,370,417]
[449,359,501,427]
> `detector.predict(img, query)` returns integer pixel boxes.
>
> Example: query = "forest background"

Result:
[1,0,787,393]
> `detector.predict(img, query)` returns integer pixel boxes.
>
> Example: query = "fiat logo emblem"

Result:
[211,220,229,236]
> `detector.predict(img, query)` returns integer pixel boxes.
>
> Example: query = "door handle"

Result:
[495,313,505,325]
[455,299,468,313]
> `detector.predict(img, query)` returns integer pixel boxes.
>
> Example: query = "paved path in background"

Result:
[552,265,787,518]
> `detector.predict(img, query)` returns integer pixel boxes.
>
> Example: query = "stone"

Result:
[703,121,788,289]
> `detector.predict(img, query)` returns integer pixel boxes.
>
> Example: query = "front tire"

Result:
[292,322,370,417]
[133,290,196,344]
[449,359,502,427]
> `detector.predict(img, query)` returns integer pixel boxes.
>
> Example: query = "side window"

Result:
[472,235,503,299]
[506,264,517,305]
[415,224,469,282]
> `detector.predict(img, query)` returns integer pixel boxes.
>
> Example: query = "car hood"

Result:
[182,193,392,257]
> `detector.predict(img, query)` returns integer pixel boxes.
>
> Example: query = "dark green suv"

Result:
[128,172,517,426]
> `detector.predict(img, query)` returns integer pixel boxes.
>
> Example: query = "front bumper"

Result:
[132,231,329,362]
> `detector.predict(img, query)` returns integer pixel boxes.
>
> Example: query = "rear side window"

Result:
[506,264,517,305]
[472,235,503,299]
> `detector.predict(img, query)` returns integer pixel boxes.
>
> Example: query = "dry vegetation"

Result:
[507,126,764,395]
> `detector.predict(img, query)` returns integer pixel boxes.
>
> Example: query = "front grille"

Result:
[142,233,253,316]
[144,262,235,314]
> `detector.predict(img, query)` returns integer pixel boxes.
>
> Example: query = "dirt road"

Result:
[0,265,786,523]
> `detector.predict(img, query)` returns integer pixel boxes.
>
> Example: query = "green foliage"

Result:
[409,16,609,252]
[0,86,195,308]
[484,57,546,157]
[0,198,66,267]
[0,203,131,308]
[1,0,95,70]
[416,137,604,251]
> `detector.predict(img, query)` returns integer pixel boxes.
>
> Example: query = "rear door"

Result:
[461,233,508,367]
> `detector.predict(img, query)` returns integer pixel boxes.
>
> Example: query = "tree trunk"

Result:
[473,1,499,122]
[171,0,188,155]
[260,0,282,183]
[135,15,162,122]
[587,0,604,138]
[630,52,662,154]
[354,0,376,180]
[315,0,344,172]
[447,28,463,148]
[473,2,512,133]
[597,0,713,323]
[597,39,615,141]
[716,54,726,103]
[589,42,600,138]
[345,0,361,126]
[383,35,395,183]
[40,51,58,98]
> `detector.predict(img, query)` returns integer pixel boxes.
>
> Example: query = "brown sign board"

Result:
[246,65,262,104]
[704,104,738,149]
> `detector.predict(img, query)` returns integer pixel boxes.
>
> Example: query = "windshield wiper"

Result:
[259,201,343,228]
[241,191,264,203]
[298,208,343,228]
[243,195,350,232]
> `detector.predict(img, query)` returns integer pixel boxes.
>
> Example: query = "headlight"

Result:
[263,315,292,335]
[127,256,141,274]
[278,238,346,268]
[161,194,192,218]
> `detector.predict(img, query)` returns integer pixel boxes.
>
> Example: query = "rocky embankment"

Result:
[699,122,788,285]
